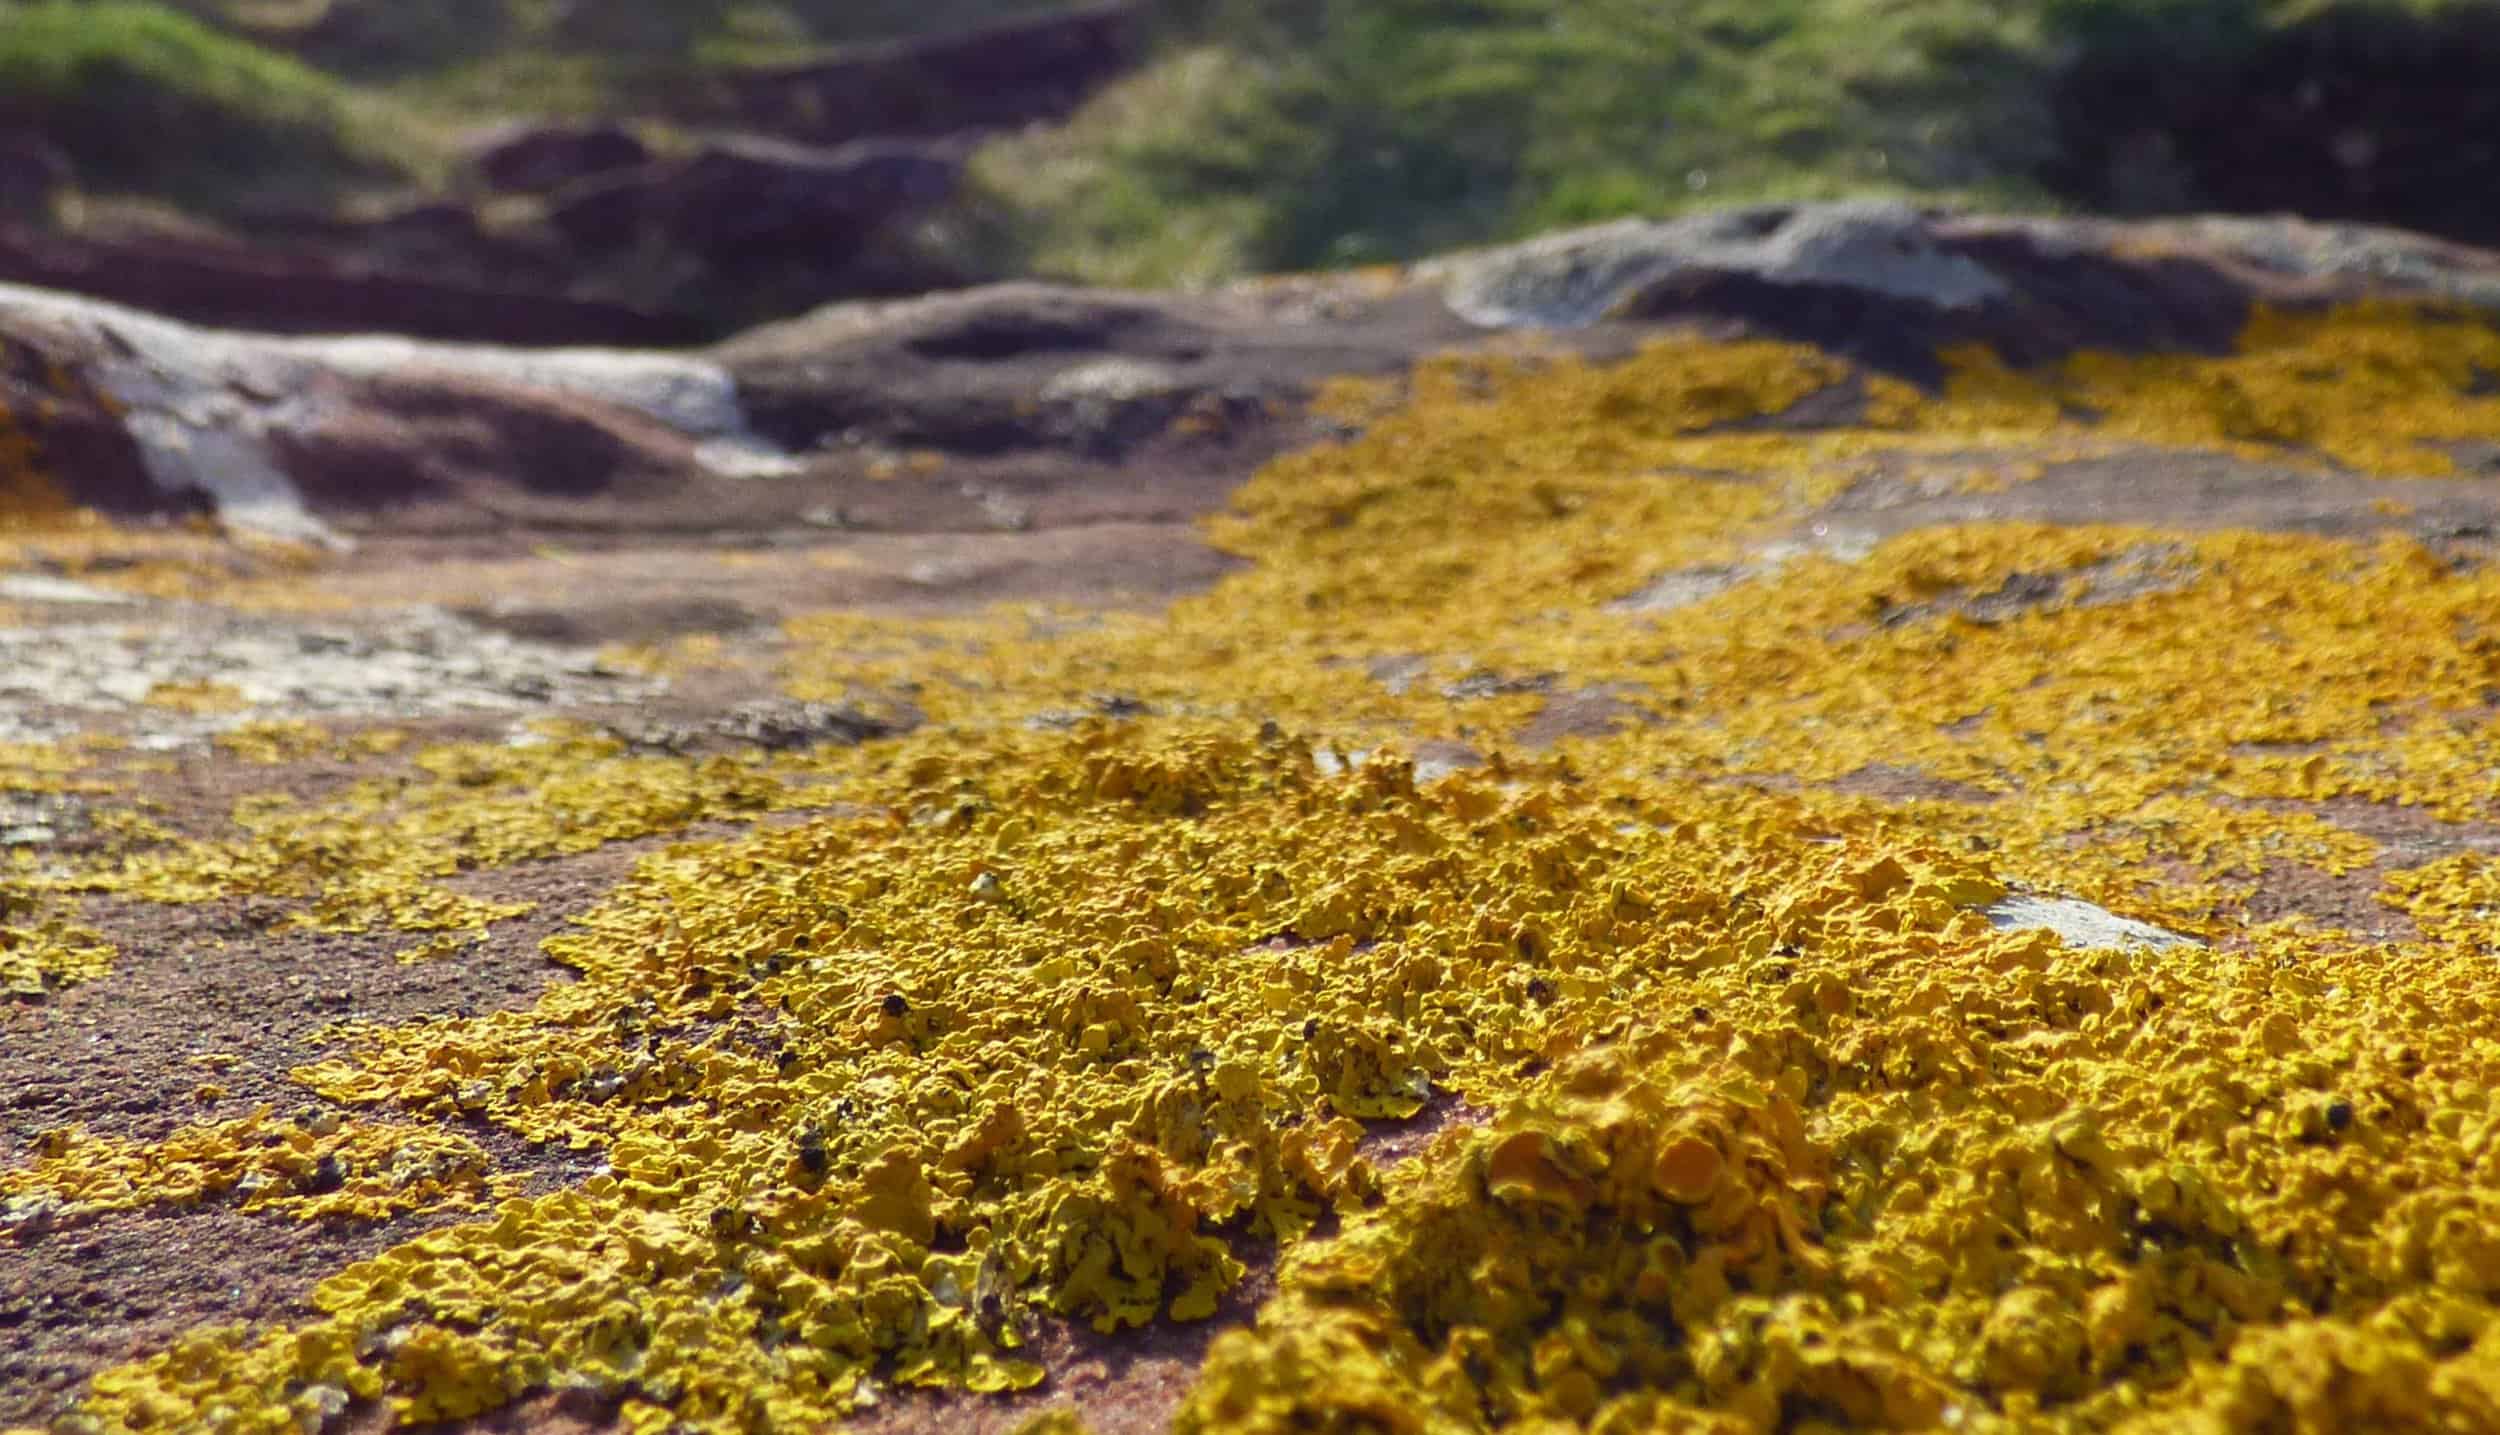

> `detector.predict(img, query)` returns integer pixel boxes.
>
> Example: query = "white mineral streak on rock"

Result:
[1985,894,2202,952]
[0,282,802,547]
[1429,200,2012,329]
[0,574,133,605]
[290,332,748,435]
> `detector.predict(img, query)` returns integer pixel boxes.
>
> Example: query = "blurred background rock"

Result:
[0,0,2490,344]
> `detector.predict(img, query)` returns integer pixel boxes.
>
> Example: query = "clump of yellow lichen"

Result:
[1,1108,506,1221]
[45,303,2500,1434]
[79,725,798,955]
[0,880,112,997]
[1180,1036,1893,1433]
[212,720,408,766]
[1940,303,2500,477]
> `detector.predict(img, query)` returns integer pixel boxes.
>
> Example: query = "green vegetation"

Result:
[0,0,1075,218]
[969,0,2055,284]
[0,0,417,214]
[7,0,2497,292]
[970,0,2500,285]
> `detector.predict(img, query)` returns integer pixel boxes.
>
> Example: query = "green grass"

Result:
[967,0,2500,287]
[965,0,2060,285]
[0,0,431,214]
[13,0,2495,294]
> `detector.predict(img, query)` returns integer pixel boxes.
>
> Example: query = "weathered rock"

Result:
[1432,202,2010,329]
[547,137,961,261]
[9,206,2500,547]
[0,6,1133,348]
[0,223,704,347]
[716,698,897,751]
[0,280,790,545]
[17,201,2500,1435]
[1986,894,2201,952]
[716,280,1468,459]
[0,606,656,745]
[238,197,561,285]
[2111,213,2500,312]
[1427,200,2500,378]
[0,134,71,219]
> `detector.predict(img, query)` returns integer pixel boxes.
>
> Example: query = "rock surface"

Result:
[10,207,2500,1435]
[0,222,705,348]
[545,136,962,263]
[463,122,653,196]
[1429,201,2500,374]
[9,203,2500,549]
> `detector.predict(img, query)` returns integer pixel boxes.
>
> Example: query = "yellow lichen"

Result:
[0,1108,506,1220]
[40,304,2500,1432]
[1931,303,2500,477]
[213,719,409,766]
[0,885,112,997]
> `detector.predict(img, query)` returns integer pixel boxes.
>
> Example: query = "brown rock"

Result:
[0,133,71,218]
[547,137,960,262]
[464,123,651,196]
[0,223,704,347]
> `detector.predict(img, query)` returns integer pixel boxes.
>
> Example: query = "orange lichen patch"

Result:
[212,719,409,766]
[51,304,2500,1432]
[0,1108,506,1221]
[140,679,250,715]
[0,880,111,997]
[75,1325,379,1435]
[74,728,2029,1429]
[1181,905,2500,1431]
[2378,853,2500,943]
[294,870,533,943]
[1,744,117,995]
[1,517,342,612]
[1180,1040,1908,1434]
[0,473,81,529]
[1939,303,2500,477]
[2106,1315,2500,1434]
[0,738,106,785]
[597,632,737,679]
[89,726,791,928]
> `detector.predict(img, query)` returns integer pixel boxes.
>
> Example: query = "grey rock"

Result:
[0,608,661,746]
[1429,201,2011,329]
[0,280,802,545]
[1985,894,2201,952]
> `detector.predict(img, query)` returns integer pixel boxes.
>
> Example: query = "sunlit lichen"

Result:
[36,303,2500,1432]
[0,1108,506,1220]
